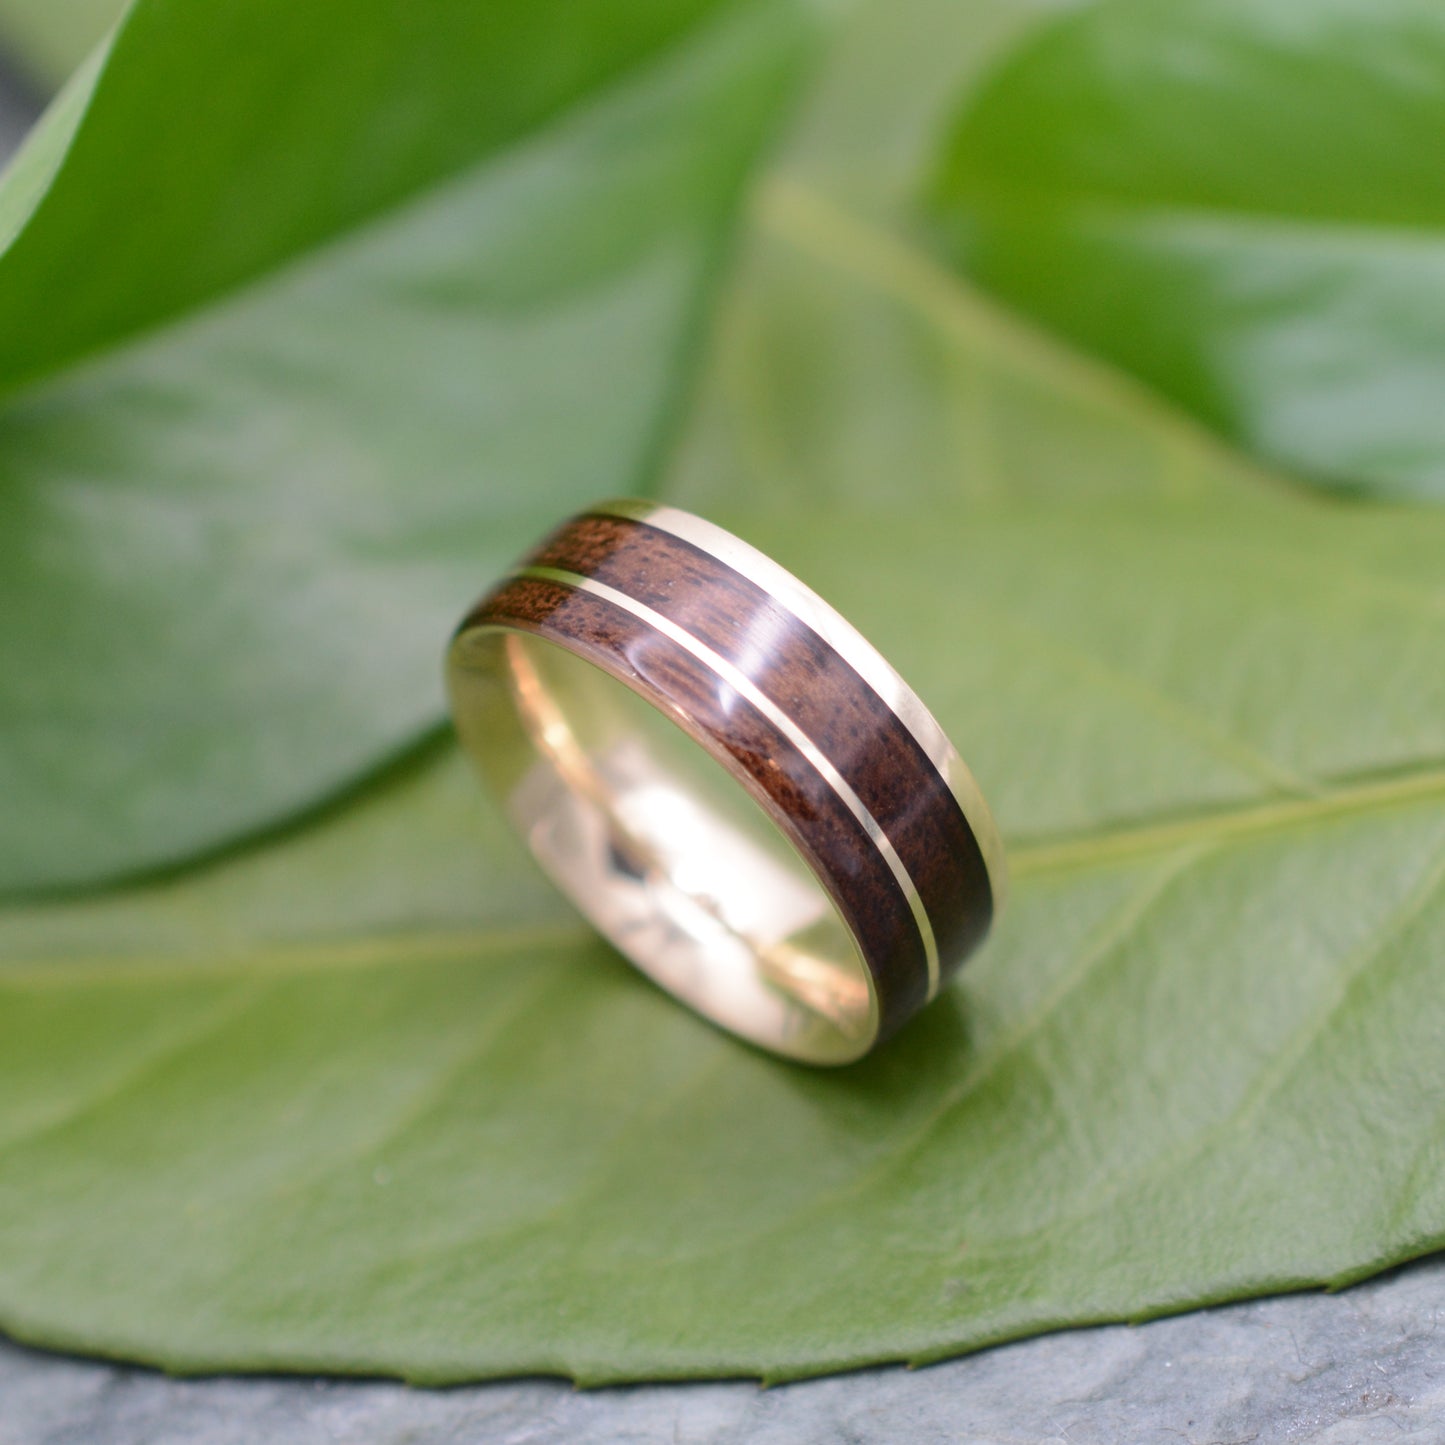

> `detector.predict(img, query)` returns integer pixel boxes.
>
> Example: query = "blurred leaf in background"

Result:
[2,0,1445,1389]
[0,0,121,90]
[932,0,1445,503]
[0,0,811,891]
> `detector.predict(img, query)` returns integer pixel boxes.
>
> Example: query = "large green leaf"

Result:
[0,0,812,892]
[931,0,1445,504]
[4,0,1445,1379]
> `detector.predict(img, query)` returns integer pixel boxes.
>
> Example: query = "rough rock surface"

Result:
[1,1259,1443,1444]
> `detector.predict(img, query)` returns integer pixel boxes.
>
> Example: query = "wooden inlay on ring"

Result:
[462,507,997,1041]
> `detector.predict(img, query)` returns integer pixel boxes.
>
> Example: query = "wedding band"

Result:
[446,500,1005,1064]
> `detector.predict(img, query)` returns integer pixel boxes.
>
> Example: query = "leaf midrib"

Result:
[0,922,593,984]
[4,761,1445,982]
[753,172,1240,470]
[1011,762,1445,875]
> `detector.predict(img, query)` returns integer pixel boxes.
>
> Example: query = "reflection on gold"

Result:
[505,632,869,1036]
[756,940,872,1037]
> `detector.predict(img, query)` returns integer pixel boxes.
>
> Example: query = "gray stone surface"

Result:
[3,57,1445,1445]
[0,1259,1443,1444]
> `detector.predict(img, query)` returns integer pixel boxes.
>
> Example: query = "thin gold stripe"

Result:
[513,563,943,999]
[594,498,1008,913]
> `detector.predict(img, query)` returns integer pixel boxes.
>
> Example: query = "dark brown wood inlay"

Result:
[518,510,994,987]
[473,574,931,1040]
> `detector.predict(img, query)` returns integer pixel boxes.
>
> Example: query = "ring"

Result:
[446,500,1006,1064]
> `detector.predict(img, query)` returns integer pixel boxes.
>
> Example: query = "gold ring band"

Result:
[446,500,1005,1064]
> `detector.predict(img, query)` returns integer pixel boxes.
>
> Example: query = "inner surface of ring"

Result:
[452,629,880,1064]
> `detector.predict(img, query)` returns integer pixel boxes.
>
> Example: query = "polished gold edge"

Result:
[512,562,943,1000]
[597,498,1009,915]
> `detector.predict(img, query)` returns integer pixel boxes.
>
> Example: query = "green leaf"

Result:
[5,0,1445,1372]
[0,0,812,891]
[930,0,1445,504]
[0,0,123,90]
[5,0,1445,1388]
